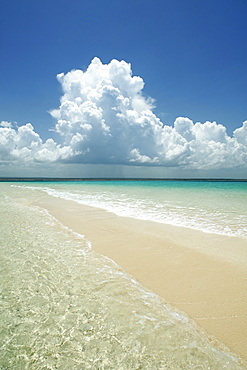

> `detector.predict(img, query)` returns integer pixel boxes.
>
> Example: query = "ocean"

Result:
[0,180,246,369]
[11,179,247,239]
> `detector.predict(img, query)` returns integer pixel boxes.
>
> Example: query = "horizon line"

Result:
[0,177,247,182]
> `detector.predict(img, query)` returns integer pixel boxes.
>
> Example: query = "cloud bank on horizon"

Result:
[1,57,247,171]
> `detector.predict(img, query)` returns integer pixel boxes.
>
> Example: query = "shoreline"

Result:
[28,192,247,364]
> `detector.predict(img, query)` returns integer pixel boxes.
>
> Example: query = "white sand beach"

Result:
[30,193,247,364]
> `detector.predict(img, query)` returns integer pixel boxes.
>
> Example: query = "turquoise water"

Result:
[0,181,247,369]
[14,180,247,239]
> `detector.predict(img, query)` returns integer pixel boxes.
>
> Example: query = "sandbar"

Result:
[29,193,247,365]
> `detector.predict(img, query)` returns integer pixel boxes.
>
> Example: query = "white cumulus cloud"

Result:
[0,123,74,164]
[1,57,247,172]
[234,120,247,147]
[0,120,13,128]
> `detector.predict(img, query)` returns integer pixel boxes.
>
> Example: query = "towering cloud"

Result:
[1,58,247,171]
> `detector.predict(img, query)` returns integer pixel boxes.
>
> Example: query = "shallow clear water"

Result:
[0,182,246,369]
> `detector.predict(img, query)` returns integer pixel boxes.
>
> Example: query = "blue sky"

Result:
[1,0,247,178]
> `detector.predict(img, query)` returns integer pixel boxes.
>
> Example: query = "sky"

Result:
[0,0,247,178]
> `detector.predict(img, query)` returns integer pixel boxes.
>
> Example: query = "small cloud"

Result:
[0,120,13,128]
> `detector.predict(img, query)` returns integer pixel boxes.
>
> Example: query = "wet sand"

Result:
[32,194,247,364]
